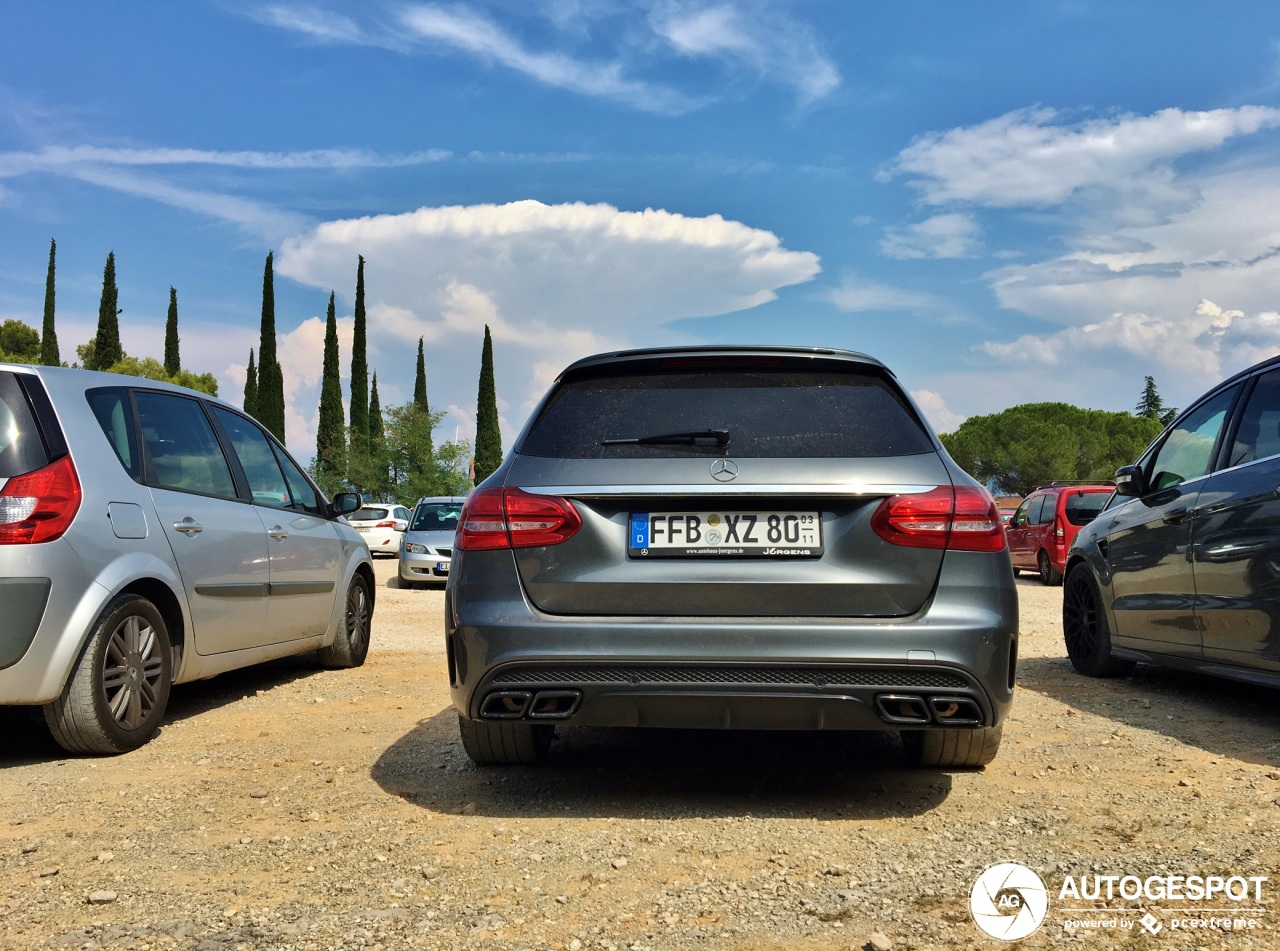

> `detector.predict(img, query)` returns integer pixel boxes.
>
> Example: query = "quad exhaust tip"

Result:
[479,688,582,720]
[875,693,985,726]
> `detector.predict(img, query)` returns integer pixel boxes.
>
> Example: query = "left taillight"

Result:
[871,485,1005,553]
[456,486,582,551]
[0,455,82,545]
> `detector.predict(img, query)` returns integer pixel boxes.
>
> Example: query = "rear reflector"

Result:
[456,487,583,551]
[871,485,1005,552]
[0,455,82,545]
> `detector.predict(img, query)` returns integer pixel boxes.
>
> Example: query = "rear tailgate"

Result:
[506,452,955,619]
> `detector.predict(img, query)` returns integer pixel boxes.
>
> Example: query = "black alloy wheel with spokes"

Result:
[1062,565,1135,677]
[318,572,372,668]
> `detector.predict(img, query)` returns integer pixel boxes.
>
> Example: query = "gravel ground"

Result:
[1,558,1278,951]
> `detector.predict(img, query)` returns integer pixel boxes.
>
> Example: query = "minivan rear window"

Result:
[1064,491,1110,526]
[520,368,934,459]
[0,372,50,478]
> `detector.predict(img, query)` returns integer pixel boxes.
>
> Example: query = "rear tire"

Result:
[1037,550,1063,586]
[1063,564,1135,677]
[44,594,173,755]
[318,573,371,668]
[902,725,1002,768]
[458,715,552,765]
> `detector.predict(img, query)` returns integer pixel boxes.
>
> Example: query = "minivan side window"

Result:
[1035,493,1056,525]
[86,388,140,479]
[273,444,323,516]
[0,372,49,479]
[134,392,237,500]
[211,407,291,508]
[1227,369,1280,467]
[1145,384,1240,492]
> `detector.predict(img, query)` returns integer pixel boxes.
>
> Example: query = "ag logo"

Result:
[970,862,1048,941]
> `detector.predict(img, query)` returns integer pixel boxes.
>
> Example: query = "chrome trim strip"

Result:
[519,483,938,497]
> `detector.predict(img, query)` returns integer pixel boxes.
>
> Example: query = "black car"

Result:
[1064,354,1280,685]
[445,346,1018,768]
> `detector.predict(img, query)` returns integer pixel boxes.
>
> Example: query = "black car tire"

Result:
[318,573,371,668]
[901,725,1002,768]
[44,594,173,755]
[1063,565,1136,677]
[458,715,553,765]
[1037,550,1063,586]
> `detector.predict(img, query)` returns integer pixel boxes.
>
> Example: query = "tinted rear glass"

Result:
[1064,491,1110,526]
[354,507,392,521]
[520,368,934,459]
[0,372,50,478]
[411,502,463,531]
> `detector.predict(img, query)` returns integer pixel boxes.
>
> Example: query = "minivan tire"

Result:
[1037,550,1063,586]
[458,715,553,765]
[901,725,1002,768]
[1063,564,1136,678]
[44,594,173,755]
[318,573,371,668]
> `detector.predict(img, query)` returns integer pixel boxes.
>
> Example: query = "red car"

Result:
[1006,484,1112,585]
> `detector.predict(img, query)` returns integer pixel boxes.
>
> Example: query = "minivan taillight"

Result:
[871,485,1005,552]
[0,455,82,544]
[456,487,582,551]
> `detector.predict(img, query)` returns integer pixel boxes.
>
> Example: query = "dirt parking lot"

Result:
[2,558,1278,951]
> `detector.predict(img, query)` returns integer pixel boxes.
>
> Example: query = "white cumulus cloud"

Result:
[881,105,1280,207]
[881,213,983,260]
[274,199,820,447]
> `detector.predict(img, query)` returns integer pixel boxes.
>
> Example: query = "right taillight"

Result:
[871,485,1005,553]
[455,487,582,551]
[0,455,82,545]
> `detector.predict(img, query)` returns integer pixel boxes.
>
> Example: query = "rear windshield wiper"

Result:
[601,428,730,448]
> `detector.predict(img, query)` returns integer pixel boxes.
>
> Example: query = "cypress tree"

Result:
[257,252,285,441]
[413,337,429,412]
[39,239,59,366]
[91,251,123,370]
[243,348,259,418]
[164,286,180,376]
[369,372,388,498]
[316,292,346,482]
[473,325,502,483]
[349,255,369,456]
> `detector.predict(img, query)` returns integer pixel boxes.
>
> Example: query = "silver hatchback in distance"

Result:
[0,364,375,754]
[445,347,1018,768]
[399,496,466,588]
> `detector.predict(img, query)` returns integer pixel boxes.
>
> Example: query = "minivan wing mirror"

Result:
[330,491,362,517]
[1113,465,1143,497]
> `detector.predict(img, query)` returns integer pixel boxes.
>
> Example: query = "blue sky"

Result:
[5,2,1280,462]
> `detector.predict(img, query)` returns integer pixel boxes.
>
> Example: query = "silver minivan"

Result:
[445,346,1018,768]
[0,364,374,754]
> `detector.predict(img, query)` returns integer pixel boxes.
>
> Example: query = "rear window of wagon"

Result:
[519,367,935,459]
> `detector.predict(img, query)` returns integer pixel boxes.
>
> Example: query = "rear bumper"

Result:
[445,549,1018,732]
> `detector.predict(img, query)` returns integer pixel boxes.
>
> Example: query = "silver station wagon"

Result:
[0,364,374,754]
[445,346,1018,768]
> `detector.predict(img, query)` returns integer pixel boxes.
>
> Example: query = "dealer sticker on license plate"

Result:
[628,511,823,558]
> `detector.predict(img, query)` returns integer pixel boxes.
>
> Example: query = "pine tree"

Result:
[39,238,59,366]
[1135,376,1178,427]
[315,292,347,487]
[413,337,429,412]
[91,252,123,370]
[164,286,180,376]
[256,252,285,441]
[349,255,369,457]
[243,349,259,418]
[473,324,502,483]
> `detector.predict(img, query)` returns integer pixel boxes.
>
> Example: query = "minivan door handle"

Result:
[267,525,289,540]
[173,517,203,535]
[1162,507,1188,524]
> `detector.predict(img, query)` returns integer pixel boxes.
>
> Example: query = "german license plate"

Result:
[628,511,822,558]
[436,562,449,574]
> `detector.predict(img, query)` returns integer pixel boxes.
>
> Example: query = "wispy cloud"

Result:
[650,1,840,105]
[252,2,838,113]
[828,274,938,312]
[0,145,450,177]
[880,212,982,260]
[881,105,1280,207]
